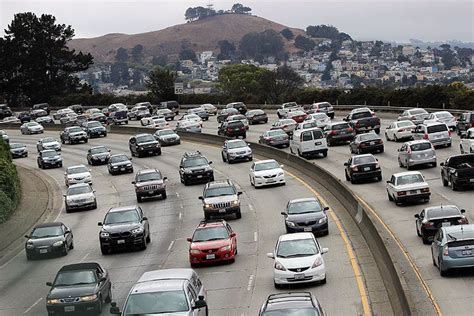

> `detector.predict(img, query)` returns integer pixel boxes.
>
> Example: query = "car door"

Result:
[226,223,236,250]
[432,230,442,263]
[387,175,396,196]
[416,210,425,233]
[300,130,313,152]
[138,206,149,234]
[398,144,407,164]
[96,266,108,299]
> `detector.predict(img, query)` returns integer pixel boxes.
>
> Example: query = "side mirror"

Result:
[110,302,121,315]
[187,237,192,242]
[440,163,444,166]
[321,247,329,254]
[64,172,67,175]
[397,149,400,152]
[324,206,330,211]
[281,212,287,216]
[230,232,236,238]
[129,157,133,161]
[198,196,203,200]
[266,252,275,259]
[24,235,29,238]
[343,162,348,166]
[386,180,390,184]
[192,299,207,310]
[131,181,135,184]
[46,282,53,287]
[100,277,107,282]
[414,214,420,218]
[163,177,168,181]
[64,230,71,234]
[142,217,148,221]
[461,209,466,213]
[237,191,242,196]
[208,161,213,164]
[98,222,103,226]
[63,194,66,197]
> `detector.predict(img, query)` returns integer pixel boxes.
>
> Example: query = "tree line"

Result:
[185,3,252,22]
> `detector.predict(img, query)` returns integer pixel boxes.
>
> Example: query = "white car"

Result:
[305,113,331,128]
[37,137,61,152]
[200,103,217,115]
[221,139,252,163]
[180,114,202,124]
[153,129,180,146]
[64,183,97,212]
[277,102,301,119]
[460,127,474,154]
[53,108,75,120]
[141,115,162,126]
[20,121,44,134]
[424,111,457,129]
[397,108,429,125]
[84,108,101,118]
[249,159,285,188]
[386,171,430,205]
[385,120,416,141]
[176,119,202,133]
[145,118,170,130]
[227,114,249,130]
[64,164,92,187]
[0,116,20,124]
[267,232,328,288]
[295,120,319,131]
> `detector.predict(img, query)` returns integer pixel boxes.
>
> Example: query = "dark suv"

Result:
[179,151,214,185]
[226,102,247,115]
[129,133,161,157]
[37,150,63,169]
[132,169,167,202]
[199,180,242,219]
[109,110,128,125]
[218,120,247,138]
[259,292,325,316]
[68,104,84,114]
[98,205,150,254]
[0,104,13,119]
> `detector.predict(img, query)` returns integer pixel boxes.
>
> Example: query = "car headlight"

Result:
[232,200,239,206]
[286,221,296,227]
[219,245,231,252]
[47,299,60,305]
[277,172,284,176]
[127,163,132,167]
[318,217,328,224]
[100,232,109,238]
[254,175,263,179]
[274,261,286,271]
[204,203,212,209]
[87,196,95,202]
[26,242,34,249]
[53,241,64,247]
[190,249,201,254]
[184,169,193,174]
[311,256,323,268]
[80,294,98,302]
[131,227,143,234]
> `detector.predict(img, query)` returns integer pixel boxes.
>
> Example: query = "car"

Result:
[84,108,102,119]
[129,133,161,157]
[18,112,31,123]
[259,292,326,316]
[267,232,328,288]
[344,154,382,183]
[349,132,384,154]
[60,126,88,144]
[431,224,474,276]
[141,115,162,126]
[155,108,176,120]
[110,269,208,316]
[38,149,63,169]
[200,103,218,115]
[9,143,28,158]
[217,108,239,123]
[246,109,268,125]
[0,116,20,124]
[35,115,54,125]
[153,129,181,146]
[98,205,150,254]
[287,110,308,123]
[90,112,108,124]
[460,127,474,154]
[187,219,237,266]
[0,130,9,144]
[281,197,329,235]
[344,108,381,134]
[456,111,474,136]
[290,127,328,158]
[25,222,73,260]
[398,140,437,169]
[159,100,180,115]
[424,111,457,130]
[64,183,97,212]
[68,104,84,114]
[259,129,289,148]
[108,154,133,175]
[135,101,154,114]
[226,101,247,115]
[305,112,331,128]
[53,108,75,120]
[176,119,202,133]
[30,108,49,119]
[179,151,214,185]
[20,121,44,134]
[250,159,285,188]
[109,109,128,125]
[32,102,50,114]
[87,146,111,165]
[386,171,430,205]
[277,102,301,119]
[271,119,297,135]
[59,112,78,125]
[415,205,468,244]
[440,154,474,190]
[128,105,150,120]
[180,113,203,125]
[46,262,112,315]
[412,122,452,148]
[199,180,242,219]
[294,120,319,131]
[0,104,13,119]
[217,120,247,138]
[227,114,249,129]
[221,139,252,163]
[398,108,430,125]
[105,103,128,117]
[323,121,355,146]
[303,101,335,119]
[82,121,107,138]
[385,120,416,141]
[132,169,167,202]
[145,117,170,130]
[187,107,209,121]
[64,164,92,187]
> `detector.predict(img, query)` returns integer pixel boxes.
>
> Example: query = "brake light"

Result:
[421,188,430,193]
[423,221,434,227]
[330,130,337,135]
[360,143,367,148]
[443,245,449,256]
[356,121,360,127]
[397,191,407,196]
[227,128,232,132]
[448,130,451,136]
[347,127,353,133]
[411,116,416,120]
[407,148,412,154]
[458,217,468,224]
[423,134,429,140]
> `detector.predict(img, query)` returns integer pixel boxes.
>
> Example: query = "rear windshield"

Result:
[427,207,460,219]
[427,124,447,133]
[410,109,428,115]
[448,240,474,248]
[228,121,244,127]
[352,111,372,119]
[331,123,350,130]
[410,142,432,151]
[359,133,379,141]
[353,156,376,165]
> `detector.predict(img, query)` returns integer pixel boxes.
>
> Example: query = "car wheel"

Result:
[273,281,281,289]
[387,190,393,201]
[26,252,34,260]
[65,205,70,213]
[345,171,350,181]
[69,240,74,249]
[432,161,437,168]
[385,133,389,141]
[235,209,242,219]
[451,180,458,191]
[375,128,380,134]
[161,191,167,199]
[446,142,451,148]
[92,201,97,210]
[221,152,226,162]
[407,164,412,170]
[320,276,327,284]
[63,245,68,256]
[227,154,231,163]
[398,158,403,167]
[204,213,211,220]
[394,134,399,142]
[442,177,448,186]
[250,175,254,186]
[379,147,384,153]
[377,175,382,181]
[95,296,103,315]
[357,148,361,155]
[439,259,448,277]
[136,194,142,202]
[146,232,151,243]
[322,150,327,158]
[422,235,430,245]
[350,177,357,184]
[105,286,112,303]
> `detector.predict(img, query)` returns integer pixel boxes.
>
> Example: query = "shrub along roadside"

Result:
[0,139,21,224]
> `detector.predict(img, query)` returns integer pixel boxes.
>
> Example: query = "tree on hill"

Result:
[217,40,236,60]
[294,35,315,51]
[185,6,216,22]
[0,12,93,106]
[280,28,294,40]
[116,47,129,62]
[232,3,252,14]
[240,30,284,62]
[131,44,144,64]
[146,67,176,102]
[179,48,197,61]
[306,25,346,40]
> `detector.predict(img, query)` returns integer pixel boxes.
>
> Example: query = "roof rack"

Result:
[199,219,226,225]
[183,151,202,158]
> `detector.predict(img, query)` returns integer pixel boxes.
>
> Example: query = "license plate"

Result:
[219,209,226,213]
[340,131,346,134]
[39,249,48,254]
[101,159,105,162]
[64,306,75,312]
[370,141,375,145]
[410,190,418,194]
[462,250,472,256]
[206,254,215,260]
[148,190,154,194]
[197,175,203,178]
[117,239,125,244]
[149,151,153,154]
[364,167,370,171]
[267,180,276,183]
[470,179,474,183]
[442,222,451,227]
[294,273,305,280]
[120,168,125,171]
[304,227,312,232]
[315,142,322,145]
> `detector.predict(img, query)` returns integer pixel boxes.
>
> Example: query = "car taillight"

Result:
[443,245,449,256]
[398,128,405,132]
[423,134,429,140]
[330,130,337,135]
[411,116,416,120]
[448,130,451,136]
[360,143,367,148]
[227,127,232,132]
[356,121,360,127]
[347,127,353,133]
[421,188,430,193]
[397,191,407,196]
[407,148,412,154]
[458,217,468,224]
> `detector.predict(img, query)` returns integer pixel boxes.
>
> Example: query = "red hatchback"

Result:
[187,220,237,266]
[288,110,308,123]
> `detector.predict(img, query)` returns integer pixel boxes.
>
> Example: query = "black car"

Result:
[323,122,355,146]
[30,109,48,119]
[35,116,54,125]
[246,109,268,125]
[38,150,63,169]
[179,151,214,185]
[0,104,13,119]
[32,102,50,114]
[60,126,88,144]
[46,262,112,315]
[344,154,382,183]
[159,100,180,115]
[98,205,150,254]
[18,112,31,123]
[217,108,239,123]
[9,143,28,158]
[281,197,329,235]
[226,102,247,115]
[108,154,133,175]
[25,222,73,260]
[259,292,326,316]
[349,132,384,154]
[218,120,247,138]
[87,146,111,165]
[129,133,161,157]
[457,111,474,136]
[188,108,209,121]
[415,205,468,244]
[132,169,167,202]
[90,112,108,124]
[258,129,289,148]
[68,104,84,114]
[109,110,128,125]
[83,121,107,138]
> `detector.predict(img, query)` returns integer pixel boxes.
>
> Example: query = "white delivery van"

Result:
[290,127,328,158]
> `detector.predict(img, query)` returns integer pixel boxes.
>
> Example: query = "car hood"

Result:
[92,152,110,158]
[43,142,60,148]
[276,254,319,269]
[136,179,165,187]
[191,239,230,251]
[28,236,64,247]
[286,212,326,222]
[254,168,283,176]
[67,172,90,179]
[203,195,238,204]
[88,125,105,130]
[43,155,61,160]
[227,146,251,153]
[11,147,27,152]
[110,161,131,166]
[102,222,141,233]
[159,134,179,140]
[394,182,429,190]
[70,131,86,136]
[67,192,94,201]
[28,125,43,130]
[48,284,97,299]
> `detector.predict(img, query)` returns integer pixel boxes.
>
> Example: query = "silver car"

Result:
[431,224,474,276]
[153,129,181,146]
[398,140,437,169]
[64,183,97,212]
[221,139,252,163]
[398,108,430,125]
[412,122,452,148]
[20,121,44,134]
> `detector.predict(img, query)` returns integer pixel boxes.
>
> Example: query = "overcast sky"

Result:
[1,0,473,42]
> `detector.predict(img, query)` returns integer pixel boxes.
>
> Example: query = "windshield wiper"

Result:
[68,282,94,286]
[279,253,315,258]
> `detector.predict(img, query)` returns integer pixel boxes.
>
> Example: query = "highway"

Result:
[0,129,374,316]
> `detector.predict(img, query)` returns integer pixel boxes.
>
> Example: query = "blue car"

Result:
[431,224,474,276]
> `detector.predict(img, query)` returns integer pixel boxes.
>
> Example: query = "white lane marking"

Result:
[168,240,175,251]
[178,212,183,220]
[254,232,258,242]
[176,192,180,198]
[80,253,90,262]
[248,204,254,211]
[24,297,42,314]
[0,250,23,269]
[180,204,184,209]
[247,274,254,291]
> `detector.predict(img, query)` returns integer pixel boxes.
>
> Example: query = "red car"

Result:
[187,220,237,266]
[288,110,308,123]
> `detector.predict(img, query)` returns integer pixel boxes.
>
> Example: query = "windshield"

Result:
[427,207,460,219]
[137,172,162,182]
[123,291,189,315]
[110,155,129,163]
[250,110,264,115]
[27,122,39,126]
[255,161,279,171]
[359,133,379,141]
[396,174,424,185]
[87,122,102,128]
[227,140,247,149]
[204,186,235,198]
[427,124,448,133]
[68,127,82,133]
[158,109,171,114]
[397,121,414,128]
[10,143,25,149]
[55,271,96,286]
[353,156,376,165]
[268,130,286,137]
[104,209,140,224]
[410,142,432,151]
[136,135,155,143]
[42,137,55,143]
[262,309,320,316]
[42,151,58,157]
[288,200,322,214]
[67,185,92,195]
[157,130,174,136]
[90,147,108,154]
[331,123,350,130]
[311,113,328,120]
[31,226,63,238]
[410,109,427,115]
[437,112,453,119]
[281,119,295,125]
[182,157,208,167]
[67,166,88,174]
[193,227,229,242]
[277,239,318,258]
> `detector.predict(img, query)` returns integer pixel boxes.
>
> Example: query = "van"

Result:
[303,102,335,118]
[413,122,451,148]
[160,100,180,115]
[290,127,328,158]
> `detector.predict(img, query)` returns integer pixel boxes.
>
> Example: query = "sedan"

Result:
[295,120,318,131]
[397,108,429,125]
[246,109,268,125]
[37,137,61,152]
[155,108,176,120]
[140,115,162,126]
[145,117,169,130]
[217,108,239,123]
[344,154,382,183]
[415,205,468,244]
[87,146,111,165]
[65,164,92,186]
[20,121,44,134]
[25,222,73,260]
[271,119,297,135]
[259,129,289,148]
[35,116,54,125]
[0,130,9,143]
[305,113,331,128]
[108,154,133,175]
[385,120,416,141]
[349,132,384,154]
[250,159,285,188]
[200,103,218,115]
[38,150,63,169]
[90,112,108,124]
[53,108,74,120]
[9,143,28,158]
[386,171,430,205]
[0,116,20,124]
[64,183,97,212]
[82,120,107,138]
[153,129,181,146]
[187,107,209,121]
[267,232,328,288]
[176,119,202,133]
[281,198,329,235]
[287,110,308,123]
[424,111,457,130]
[221,139,252,163]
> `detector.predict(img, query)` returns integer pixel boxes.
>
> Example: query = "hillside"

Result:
[68,14,305,63]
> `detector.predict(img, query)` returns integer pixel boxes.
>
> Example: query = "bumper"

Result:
[91,157,109,164]
[47,300,100,315]
[88,130,106,137]
[355,125,380,133]
[100,234,145,249]
[328,135,354,143]
[204,206,240,217]
[67,179,92,186]
[274,265,326,285]
[228,153,252,162]
[300,149,327,156]
[136,188,166,197]
[138,147,161,155]
[70,137,87,143]
[254,175,285,187]
[190,250,235,264]
[430,138,451,147]
[359,145,384,153]
[110,166,133,174]
[441,256,474,270]
[452,177,474,188]
[395,131,413,139]
[159,138,180,146]
[407,157,436,167]
[352,170,382,180]
[42,160,62,167]
[396,193,430,203]
[66,201,96,210]
[184,172,213,183]
[286,222,328,234]
[268,140,289,147]
[25,245,65,257]
[11,151,28,158]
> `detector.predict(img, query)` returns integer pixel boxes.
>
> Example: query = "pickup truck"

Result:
[277,102,301,119]
[344,109,381,134]
[441,154,474,190]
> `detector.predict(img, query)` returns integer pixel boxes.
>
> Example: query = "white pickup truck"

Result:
[277,102,302,119]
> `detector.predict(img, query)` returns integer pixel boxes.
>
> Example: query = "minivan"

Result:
[412,122,451,148]
[160,100,180,115]
[398,140,437,169]
[290,127,328,158]
[303,102,335,119]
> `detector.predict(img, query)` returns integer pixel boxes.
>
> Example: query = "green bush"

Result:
[0,139,20,224]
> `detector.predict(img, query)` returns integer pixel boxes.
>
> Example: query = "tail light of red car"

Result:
[347,127,353,133]
[422,221,434,228]
[423,134,429,140]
